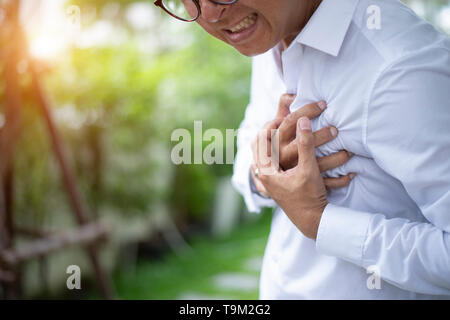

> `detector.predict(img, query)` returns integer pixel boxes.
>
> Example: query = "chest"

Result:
[280,47,375,159]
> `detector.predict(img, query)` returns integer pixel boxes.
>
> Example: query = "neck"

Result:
[281,0,322,50]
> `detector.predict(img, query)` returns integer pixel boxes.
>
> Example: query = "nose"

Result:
[199,0,225,23]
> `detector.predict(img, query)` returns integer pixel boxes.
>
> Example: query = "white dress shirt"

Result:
[232,0,450,299]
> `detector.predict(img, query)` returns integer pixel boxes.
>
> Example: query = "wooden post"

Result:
[28,60,114,300]
[0,0,114,299]
[0,222,110,266]
[0,0,24,299]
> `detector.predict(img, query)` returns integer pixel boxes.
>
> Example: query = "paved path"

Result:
[177,256,263,300]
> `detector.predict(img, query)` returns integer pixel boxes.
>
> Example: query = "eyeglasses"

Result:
[154,0,238,22]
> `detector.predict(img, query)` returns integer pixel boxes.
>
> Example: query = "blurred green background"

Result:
[0,0,448,299]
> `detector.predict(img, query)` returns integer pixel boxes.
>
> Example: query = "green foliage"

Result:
[108,210,272,300]
[14,103,57,227]
[12,8,251,222]
[7,0,447,224]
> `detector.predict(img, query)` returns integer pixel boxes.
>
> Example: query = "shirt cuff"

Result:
[250,189,277,212]
[315,203,374,266]
[231,145,276,213]
[231,168,276,213]
[231,165,276,213]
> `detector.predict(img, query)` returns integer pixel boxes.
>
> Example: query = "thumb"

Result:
[296,117,316,168]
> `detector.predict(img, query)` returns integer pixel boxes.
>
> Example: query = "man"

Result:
[155,0,450,299]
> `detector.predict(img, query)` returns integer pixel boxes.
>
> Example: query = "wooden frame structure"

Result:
[0,0,114,299]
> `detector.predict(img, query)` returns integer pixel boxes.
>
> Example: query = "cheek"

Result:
[183,1,198,19]
[238,21,276,55]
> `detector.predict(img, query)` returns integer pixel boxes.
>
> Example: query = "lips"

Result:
[223,13,259,44]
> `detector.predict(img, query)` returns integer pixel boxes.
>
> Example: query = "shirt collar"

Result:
[295,0,359,57]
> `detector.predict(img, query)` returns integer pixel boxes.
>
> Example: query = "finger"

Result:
[324,173,357,189]
[256,127,273,170]
[296,117,317,170]
[279,126,338,170]
[278,101,327,143]
[313,126,338,147]
[276,93,296,119]
[257,122,282,176]
[252,119,283,172]
[280,141,298,170]
[318,150,354,173]
[253,119,282,160]
[262,118,283,141]
[260,118,283,157]
[284,126,338,151]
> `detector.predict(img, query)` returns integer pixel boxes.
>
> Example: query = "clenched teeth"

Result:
[229,13,257,33]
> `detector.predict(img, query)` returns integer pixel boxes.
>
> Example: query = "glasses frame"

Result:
[154,0,239,22]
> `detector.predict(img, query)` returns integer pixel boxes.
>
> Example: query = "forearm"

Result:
[316,203,450,295]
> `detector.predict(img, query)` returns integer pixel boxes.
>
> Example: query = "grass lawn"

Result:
[111,210,272,300]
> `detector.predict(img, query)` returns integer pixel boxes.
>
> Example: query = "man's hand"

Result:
[275,96,338,171]
[256,117,353,239]
[250,95,354,197]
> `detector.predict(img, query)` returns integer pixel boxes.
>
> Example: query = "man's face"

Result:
[193,0,315,56]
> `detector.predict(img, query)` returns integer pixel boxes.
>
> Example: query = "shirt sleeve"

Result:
[316,46,450,295]
[231,53,285,213]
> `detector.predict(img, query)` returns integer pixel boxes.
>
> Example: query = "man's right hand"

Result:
[250,94,355,197]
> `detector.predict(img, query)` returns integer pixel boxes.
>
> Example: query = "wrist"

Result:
[301,204,327,240]
[310,204,327,240]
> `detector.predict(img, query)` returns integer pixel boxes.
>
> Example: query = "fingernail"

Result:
[330,127,338,137]
[298,117,311,130]
[347,151,355,158]
[317,101,327,111]
[349,173,357,180]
